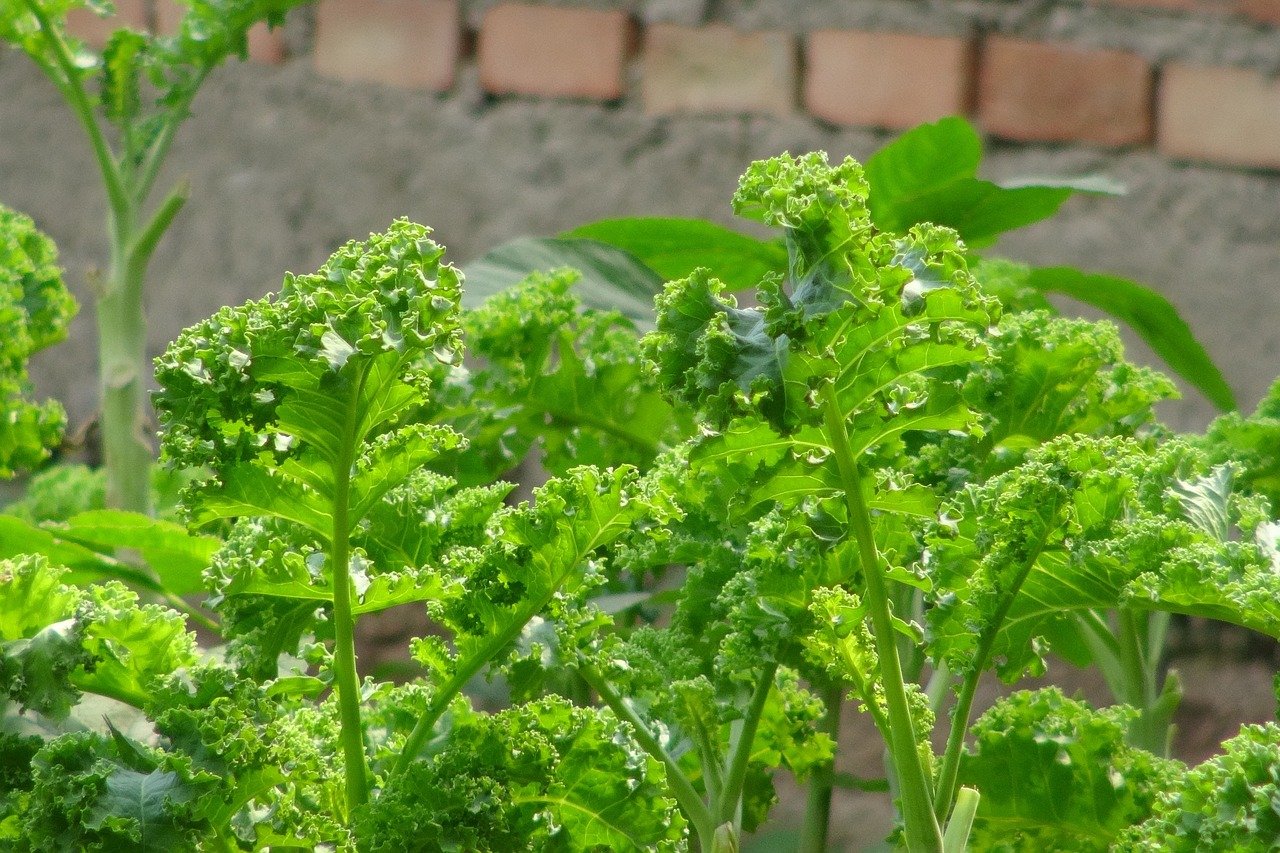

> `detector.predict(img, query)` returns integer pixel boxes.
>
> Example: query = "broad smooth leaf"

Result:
[1027,266,1236,412]
[865,117,1120,248]
[562,217,788,292]
[461,237,666,329]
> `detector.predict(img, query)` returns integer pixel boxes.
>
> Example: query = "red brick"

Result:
[804,29,974,130]
[642,23,796,116]
[1158,63,1280,169]
[314,0,460,90]
[978,37,1153,146]
[64,0,147,47]
[1238,0,1280,24]
[477,4,633,100]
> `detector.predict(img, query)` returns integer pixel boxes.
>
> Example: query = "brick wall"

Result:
[63,0,1280,171]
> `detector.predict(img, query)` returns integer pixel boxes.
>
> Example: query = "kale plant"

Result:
[4,159,1280,853]
[1,0,308,513]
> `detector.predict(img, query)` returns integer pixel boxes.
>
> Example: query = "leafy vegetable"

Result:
[960,688,1178,852]
[1,0,308,512]
[1118,722,1280,851]
[0,204,76,477]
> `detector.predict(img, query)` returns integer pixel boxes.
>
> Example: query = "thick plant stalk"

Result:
[797,680,843,853]
[331,381,369,812]
[821,384,942,852]
[26,0,202,515]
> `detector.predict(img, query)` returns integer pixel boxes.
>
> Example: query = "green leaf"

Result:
[563,217,788,292]
[1118,722,1280,851]
[865,117,1120,249]
[0,555,196,716]
[1026,266,1236,412]
[0,204,76,477]
[365,698,686,852]
[960,688,1179,853]
[461,236,666,329]
[436,269,692,484]
[21,731,221,853]
[51,510,218,596]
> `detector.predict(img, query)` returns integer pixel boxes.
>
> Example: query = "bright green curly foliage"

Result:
[960,688,1179,853]
[1116,722,1280,852]
[935,309,1177,483]
[1199,376,1280,514]
[155,219,462,486]
[12,730,221,853]
[0,555,196,718]
[147,666,349,850]
[643,152,995,522]
[429,268,692,485]
[0,204,76,477]
[926,435,1280,682]
[361,697,687,853]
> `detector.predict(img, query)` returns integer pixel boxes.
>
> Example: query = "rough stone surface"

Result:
[804,29,974,130]
[5,50,1279,437]
[978,36,1153,146]
[1159,64,1280,170]
[477,4,633,100]
[313,0,460,90]
[641,23,797,115]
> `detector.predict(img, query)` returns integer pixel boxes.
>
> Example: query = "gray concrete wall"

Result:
[3,22,1280,435]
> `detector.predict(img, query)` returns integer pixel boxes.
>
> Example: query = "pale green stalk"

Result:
[820,383,941,852]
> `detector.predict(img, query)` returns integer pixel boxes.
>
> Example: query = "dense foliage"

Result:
[5,139,1280,853]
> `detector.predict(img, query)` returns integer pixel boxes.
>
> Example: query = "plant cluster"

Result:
[3,66,1280,853]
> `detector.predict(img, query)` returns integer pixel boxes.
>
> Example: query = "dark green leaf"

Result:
[563,217,788,292]
[1027,266,1236,412]
[461,236,666,329]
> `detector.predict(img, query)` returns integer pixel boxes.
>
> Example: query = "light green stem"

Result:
[331,378,369,813]
[934,513,1053,824]
[716,662,778,829]
[581,666,718,847]
[797,680,843,853]
[821,384,940,852]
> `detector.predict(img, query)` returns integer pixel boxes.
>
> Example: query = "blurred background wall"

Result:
[4,0,1280,436]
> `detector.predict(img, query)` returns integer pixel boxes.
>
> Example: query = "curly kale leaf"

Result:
[419,466,677,687]
[146,665,348,850]
[1199,376,1280,514]
[0,204,76,477]
[927,435,1280,682]
[1116,722,1280,852]
[431,268,693,485]
[155,222,467,671]
[644,153,994,529]
[362,697,687,852]
[949,309,1176,481]
[960,688,1179,853]
[13,729,222,853]
[206,471,508,678]
[0,555,195,718]
[155,219,462,492]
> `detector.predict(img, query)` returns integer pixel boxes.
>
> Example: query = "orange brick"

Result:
[477,4,633,100]
[642,23,796,116]
[978,37,1152,146]
[314,0,460,90]
[804,29,974,130]
[1158,63,1280,169]
[64,0,147,47]
[1239,0,1280,24]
